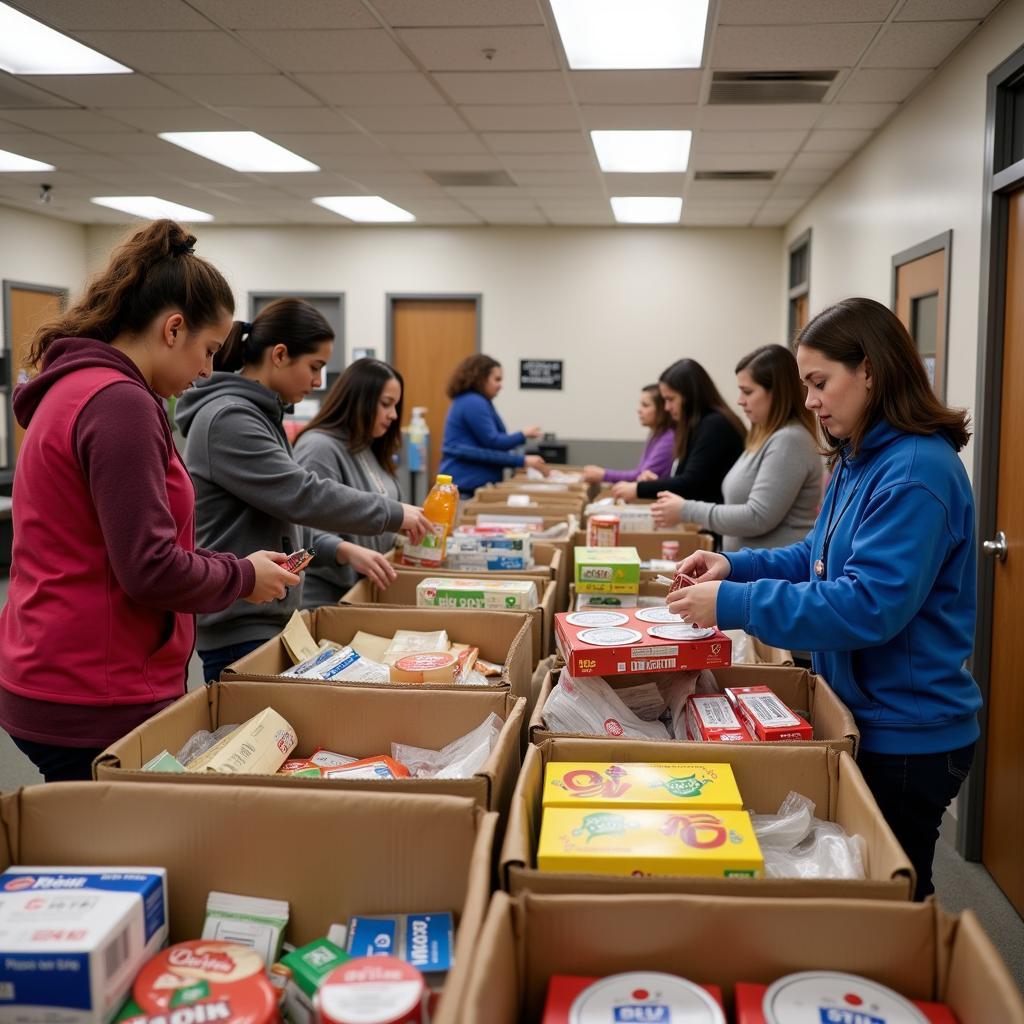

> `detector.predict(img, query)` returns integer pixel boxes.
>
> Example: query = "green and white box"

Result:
[574,546,641,594]
[415,576,538,611]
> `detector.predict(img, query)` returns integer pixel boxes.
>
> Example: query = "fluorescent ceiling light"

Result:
[91,196,214,222]
[611,196,682,224]
[592,129,692,173]
[313,196,415,223]
[0,2,131,74]
[159,131,319,173]
[0,148,55,172]
[551,0,709,69]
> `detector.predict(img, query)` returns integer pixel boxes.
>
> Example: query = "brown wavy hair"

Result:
[302,358,403,475]
[29,219,233,369]
[642,383,673,437]
[797,297,971,466]
[659,358,747,461]
[214,298,333,373]
[446,354,500,399]
[735,344,816,451]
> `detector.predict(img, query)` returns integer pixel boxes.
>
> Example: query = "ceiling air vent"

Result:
[426,170,517,188]
[709,70,838,105]
[694,170,776,182]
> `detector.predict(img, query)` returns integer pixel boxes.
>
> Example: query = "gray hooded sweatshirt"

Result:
[175,373,405,649]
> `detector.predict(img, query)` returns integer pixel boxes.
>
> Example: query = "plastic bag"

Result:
[751,791,867,880]
[541,669,670,741]
[721,629,793,666]
[392,713,503,779]
[176,723,239,767]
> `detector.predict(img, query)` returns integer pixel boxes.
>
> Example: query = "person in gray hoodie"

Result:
[176,298,430,681]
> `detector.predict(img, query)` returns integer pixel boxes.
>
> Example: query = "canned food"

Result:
[762,971,930,1023]
[588,514,621,547]
[661,540,680,560]
[569,972,726,1023]
[317,956,425,1024]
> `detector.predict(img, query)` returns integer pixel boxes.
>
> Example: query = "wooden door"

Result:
[894,247,947,398]
[3,284,66,467]
[391,298,478,483]
[981,189,1024,914]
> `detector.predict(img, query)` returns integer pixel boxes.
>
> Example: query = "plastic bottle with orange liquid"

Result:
[400,473,458,568]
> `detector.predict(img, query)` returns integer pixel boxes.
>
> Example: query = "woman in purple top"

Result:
[583,384,675,485]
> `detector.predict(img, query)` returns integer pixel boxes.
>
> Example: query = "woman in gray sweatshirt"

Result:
[652,345,823,552]
[294,359,406,605]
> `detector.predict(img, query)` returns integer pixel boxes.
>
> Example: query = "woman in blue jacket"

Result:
[440,354,546,495]
[669,297,981,901]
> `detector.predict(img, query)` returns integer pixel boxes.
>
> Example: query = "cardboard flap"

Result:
[944,909,1024,1023]
[502,744,545,887]
[447,892,519,1024]
[0,791,20,869]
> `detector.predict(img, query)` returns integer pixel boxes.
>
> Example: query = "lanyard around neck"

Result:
[815,460,860,579]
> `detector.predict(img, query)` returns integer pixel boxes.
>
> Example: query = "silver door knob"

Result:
[983,531,1008,562]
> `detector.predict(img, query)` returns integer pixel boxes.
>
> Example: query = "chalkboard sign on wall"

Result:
[520,359,563,390]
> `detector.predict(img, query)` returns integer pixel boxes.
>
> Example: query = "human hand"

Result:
[525,454,547,473]
[677,550,732,583]
[401,504,432,544]
[611,481,638,501]
[637,470,658,482]
[651,490,684,527]
[242,550,301,603]
[339,542,398,591]
[522,425,543,439]
[582,464,605,483]
[667,580,721,628]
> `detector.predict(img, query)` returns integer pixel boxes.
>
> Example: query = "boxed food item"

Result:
[279,938,351,1024]
[541,761,743,812]
[445,531,534,571]
[686,694,756,743]
[415,577,538,612]
[537,807,763,879]
[346,913,454,976]
[585,503,658,534]
[573,547,641,595]
[725,685,813,743]
[542,973,725,1024]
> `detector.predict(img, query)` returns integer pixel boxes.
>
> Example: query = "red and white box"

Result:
[542,975,725,1024]
[554,610,731,678]
[724,685,813,743]
[734,981,959,1023]
[685,694,754,743]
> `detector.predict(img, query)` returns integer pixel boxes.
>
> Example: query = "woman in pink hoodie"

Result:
[0,220,296,782]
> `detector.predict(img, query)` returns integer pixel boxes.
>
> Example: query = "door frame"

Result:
[247,291,346,371]
[384,293,483,364]
[961,42,1024,860]
[2,280,68,479]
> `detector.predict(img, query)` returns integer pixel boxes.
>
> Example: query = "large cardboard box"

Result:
[529,665,860,756]
[95,680,524,816]
[502,738,913,899]
[0,782,494,1024]
[453,892,1024,1024]
[223,605,533,701]
[342,571,557,664]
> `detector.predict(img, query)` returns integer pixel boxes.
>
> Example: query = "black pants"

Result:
[11,736,104,783]
[857,743,975,901]
[198,638,268,683]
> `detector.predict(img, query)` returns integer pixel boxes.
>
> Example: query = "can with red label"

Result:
[761,971,930,1023]
[661,539,680,560]
[317,956,425,1024]
[587,514,620,547]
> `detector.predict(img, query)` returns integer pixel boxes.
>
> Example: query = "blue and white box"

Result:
[346,912,454,975]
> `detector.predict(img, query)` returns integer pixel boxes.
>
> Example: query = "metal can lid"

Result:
[565,611,630,627]
[647,623,715,641]
[569,972,726,1024]
[763,971,930,1023]
[576,627,644,646]
[591,514,621,525]
[634,606,682,623]
[317,956,424,1024]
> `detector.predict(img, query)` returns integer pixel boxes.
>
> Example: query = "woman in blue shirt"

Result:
[440,354,545,495]
[669,297,981,901]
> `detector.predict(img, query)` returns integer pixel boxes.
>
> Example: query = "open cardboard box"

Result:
[388,540,563,586]
[452,892,1024,1024]
[502,738,913,900]
[569,529,712,575]
[0,781,494,1024]
[222,604,533,701]
[342,571,556,665]
[529,664,859,756]
[95,680,524,816]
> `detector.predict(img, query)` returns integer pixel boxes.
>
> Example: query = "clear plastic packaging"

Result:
[175,723,239,767]
[541,669,671,741]
[391,713,503,779]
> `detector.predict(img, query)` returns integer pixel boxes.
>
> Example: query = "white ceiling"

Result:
[0,0,1005,228]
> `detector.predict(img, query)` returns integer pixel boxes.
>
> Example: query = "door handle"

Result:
[983,530,1008,562]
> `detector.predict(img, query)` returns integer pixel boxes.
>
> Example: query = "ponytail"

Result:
[28,219,233,369]
[215,299,333,373]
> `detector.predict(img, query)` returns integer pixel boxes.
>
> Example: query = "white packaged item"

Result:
[283,645,390,684]
[202,891,289,965]
[415,577,538,611]
[0,866,168,1024]
[541,669,671,741]
[585,503,656,533]
[383,630,449,666]
[187,708,297,775]
[391,713,503,779]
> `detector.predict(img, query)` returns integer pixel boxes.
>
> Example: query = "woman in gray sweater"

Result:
[652,345,823,551]
[294,358,407,605]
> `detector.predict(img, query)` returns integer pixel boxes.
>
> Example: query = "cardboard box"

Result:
[342,572,555,666]
[573,546,641,595]
[222,605,533,702]
[95,680,524,816]
[529,665,860,756]
[554,609,732,677]
[0,783,493,1024]
[570,531,712,578]
[388,541,561,582]
[451,893,1024,1024]
[502,738,914,899]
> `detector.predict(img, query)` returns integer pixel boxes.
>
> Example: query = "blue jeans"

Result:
[11,736,103,783]
[857,743,975,900]
[198,639,268,683]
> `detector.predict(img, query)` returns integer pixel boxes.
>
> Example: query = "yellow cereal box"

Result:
[537,807,763,878]
[542,762,743,811]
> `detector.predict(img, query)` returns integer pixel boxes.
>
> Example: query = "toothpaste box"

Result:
[724,686,813,742]
[686,695,755,743]
[573,547,641,595]
[415,577,538,612]
[346,913,454,975]
[0,867,168,1024]
[542,762,743,812]
[537,808,763,879]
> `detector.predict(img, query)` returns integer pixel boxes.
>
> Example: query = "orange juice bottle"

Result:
[402,474,459,567]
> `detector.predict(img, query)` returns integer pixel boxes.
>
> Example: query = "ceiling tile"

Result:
[42,152,132,172]
[816,102,898,129]
[778,167,834,186]
[790,150,849,170]
[770,183,818,198]
[483,131,588,153]
[187,0,375,28]
[314,154,413,172]
[862,20,977,68]
[344,106,467,132]
[474,210,548,224]
[372,1,544,27]
[603,172,688,194]
[758,198,807,214]
[154,75,321,107]
[803,129,873,151]
[377,133,487,154]
[408,210,483,224]
[57,133,178,154]
[838,68,931,102]
[102,108,240,132]
[696,130,808,153]
[405,153,504,171]
[239,30,414,72]
[711,24,879,69]
[752,210,792,225]
[0,132,88,154]
[692,151,792,171]
[580,105,698,130]
[529,185,605,198]
[215,107,357,132]
[544,208,615,225]
[3,109,138,133]
[433,72,569,105]
[264,134,387,156]
[687,179,774,198]
[77,31,275,74]
[683,200,763,214]
[700,105,823,130]
[0,75,74,109]
[396,27,559,71]
[20,75,186,109]
[718,0,895,23]
[897,0,1001,20]
[682,210,755,225]
[295,73,445,106]
[440,184,524,198]
[499,153,594,171]
[569,71,702,105]
[506,171,598,188]
[8,0,212,30]
[461,105,579,131]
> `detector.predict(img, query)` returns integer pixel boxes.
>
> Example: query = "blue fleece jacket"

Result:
[440,391,526,493]
[716,419,981,755]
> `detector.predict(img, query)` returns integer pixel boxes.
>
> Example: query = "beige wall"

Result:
[86,222,784,441]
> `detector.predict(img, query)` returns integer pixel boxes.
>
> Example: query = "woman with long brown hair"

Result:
[582,384,675,485]
[669,297,981,901]
[294,358,406,602]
